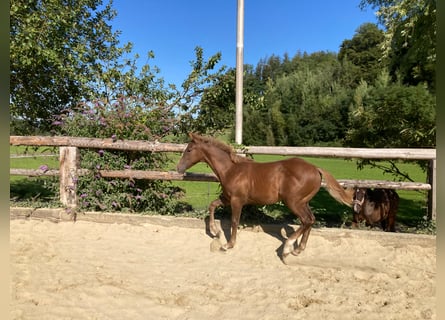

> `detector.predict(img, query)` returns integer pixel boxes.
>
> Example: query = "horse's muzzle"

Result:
[176,164,186,174]
[352,199,363,213]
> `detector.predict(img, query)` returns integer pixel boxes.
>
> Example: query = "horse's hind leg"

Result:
[282,225,304,258]
[292,205,315,255]
[282,203,315,258]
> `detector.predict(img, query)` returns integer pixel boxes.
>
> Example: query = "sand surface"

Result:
[10,217,436,319]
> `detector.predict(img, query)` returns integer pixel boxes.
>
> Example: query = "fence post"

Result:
[59,147,80,208]
[427,159,436,221]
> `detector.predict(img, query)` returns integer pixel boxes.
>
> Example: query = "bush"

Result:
[53,96,186,214]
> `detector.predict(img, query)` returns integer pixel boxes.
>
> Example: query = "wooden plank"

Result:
[9,168,219,182]
[243,146,436,160]
[334,179,431,190]
[96,170,219,182]
[10,136,436,160]
[10,136,186,153]
[59,147,79,208]
[10,169,59,176]
[9,168,432,190]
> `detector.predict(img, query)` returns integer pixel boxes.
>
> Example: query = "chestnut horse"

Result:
[177,133,353,261]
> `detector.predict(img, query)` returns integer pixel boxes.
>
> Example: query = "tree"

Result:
[346,82,436,148]
[188,68,236,135]
[254,51,349,146]
[338,23,386,87]
[254,54,284,84]
[359,0,436,91]
[345,79,435,180]
[48,46,224,213]
[10,0,225,136]
[10,0,121,133]
[190,63,268,138]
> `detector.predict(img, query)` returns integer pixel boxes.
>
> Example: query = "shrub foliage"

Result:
[54,96,186,214]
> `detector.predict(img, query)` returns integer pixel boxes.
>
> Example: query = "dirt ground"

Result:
[10,214,436,320]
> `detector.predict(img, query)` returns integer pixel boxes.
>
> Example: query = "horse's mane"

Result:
[197,134,253,164]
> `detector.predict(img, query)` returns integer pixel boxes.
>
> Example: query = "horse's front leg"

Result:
[351,213,360,229]
[208,198,224,237]
[221,202,243,251]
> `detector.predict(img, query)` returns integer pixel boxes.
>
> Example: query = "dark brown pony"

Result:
[177,133,354,261]
[352,188,399,232]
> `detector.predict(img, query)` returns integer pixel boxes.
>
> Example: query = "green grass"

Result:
[10,146,61,205]
[10,146,59,183]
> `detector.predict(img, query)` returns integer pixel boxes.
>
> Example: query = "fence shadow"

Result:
[10,178,58,202]
[206,188,427,232]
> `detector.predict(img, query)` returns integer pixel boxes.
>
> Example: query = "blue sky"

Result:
[111,1,378,87]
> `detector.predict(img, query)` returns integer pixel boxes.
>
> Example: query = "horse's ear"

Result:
[189,132,201,141]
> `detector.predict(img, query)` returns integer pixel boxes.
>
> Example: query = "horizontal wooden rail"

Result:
[10,136,186,153]
[244,146,436,160]
[10,169,432,190]
[10,136,436,160]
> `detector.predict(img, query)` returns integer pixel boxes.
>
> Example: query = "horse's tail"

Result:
[317,168,354,207]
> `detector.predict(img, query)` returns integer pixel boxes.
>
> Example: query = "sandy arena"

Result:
[10,214,436,320]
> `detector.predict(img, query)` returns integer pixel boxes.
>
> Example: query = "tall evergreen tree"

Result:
[338,23,385,87]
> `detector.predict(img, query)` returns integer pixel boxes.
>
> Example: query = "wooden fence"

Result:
[10,136,437,219]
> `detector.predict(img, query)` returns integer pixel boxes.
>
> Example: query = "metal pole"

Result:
[235,0,244,145]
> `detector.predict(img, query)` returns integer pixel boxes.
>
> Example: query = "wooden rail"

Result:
[9,169,432,190]
[244,146,436,160]
[10,136,436,219]
[10,136,436,159]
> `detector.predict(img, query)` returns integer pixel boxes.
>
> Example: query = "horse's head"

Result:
[176,133,205,174]
[352,188,366,213]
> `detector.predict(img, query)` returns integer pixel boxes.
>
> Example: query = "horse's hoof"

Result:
[281,252,298,265]
[282,242,296,257]
[281,252,289,262]
[220,243,234,251]
[281,253,301,266]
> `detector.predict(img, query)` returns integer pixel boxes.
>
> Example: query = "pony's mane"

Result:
[198,135,253,163]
